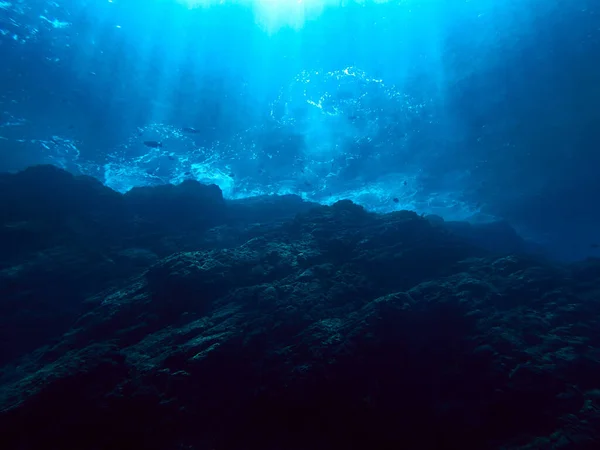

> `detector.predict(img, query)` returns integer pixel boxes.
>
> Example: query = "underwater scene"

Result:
[0,0,598,260]
[1,0,600,449]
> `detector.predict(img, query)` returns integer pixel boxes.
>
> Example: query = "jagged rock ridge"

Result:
[0,165,599,450]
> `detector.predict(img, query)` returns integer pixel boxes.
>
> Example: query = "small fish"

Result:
[143,141,162,148]
[403,180,408,186]
[590,243,599,249]
[393,198,399,203]
[167,155,176,161]
[182,127,199,134]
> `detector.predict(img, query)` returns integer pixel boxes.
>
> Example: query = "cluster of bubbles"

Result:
[5,65,484,220]
[100,67,474,216]
[103,68,422,198]
[103,123,236,195]
[271,67,429,185]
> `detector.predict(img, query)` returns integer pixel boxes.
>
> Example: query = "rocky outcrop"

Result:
[1,165,599,450]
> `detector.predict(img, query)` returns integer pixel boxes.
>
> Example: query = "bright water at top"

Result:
[0,0,599,260]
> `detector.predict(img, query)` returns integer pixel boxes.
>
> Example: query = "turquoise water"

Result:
[0,0,599,259]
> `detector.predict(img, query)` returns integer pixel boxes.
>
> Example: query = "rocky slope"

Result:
[1,165,599,450]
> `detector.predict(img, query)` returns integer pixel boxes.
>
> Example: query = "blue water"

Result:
[0,0,599,260]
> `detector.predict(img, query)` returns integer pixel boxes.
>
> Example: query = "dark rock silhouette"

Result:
[1,165,599,450]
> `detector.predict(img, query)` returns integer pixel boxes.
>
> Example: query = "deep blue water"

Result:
[0,0,599,260]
